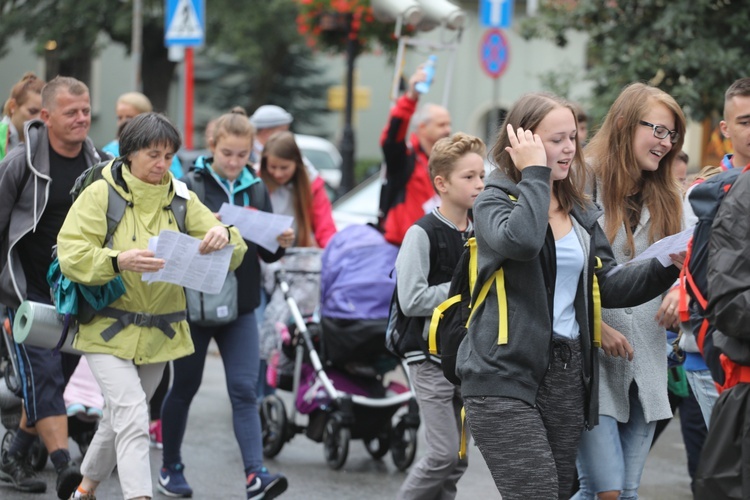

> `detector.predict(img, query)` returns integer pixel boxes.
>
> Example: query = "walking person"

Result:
[457,92,685,500]
[0,72,44,160]
[379,66,452,245]
[159,108,290,500]
[573,83,687,500]
[395,133,485,499]
[0,76,105,498]
[57,112,247,500]
[102,91,184,179]
[259,130,336,249]
[679,78,750,426]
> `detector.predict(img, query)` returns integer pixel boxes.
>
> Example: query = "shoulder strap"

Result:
[104,184,127,249]
[170,196,188,234]
[187,170,206,203]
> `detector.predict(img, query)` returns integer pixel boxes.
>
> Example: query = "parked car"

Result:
[295,134,342,192]
[332,172,381,230]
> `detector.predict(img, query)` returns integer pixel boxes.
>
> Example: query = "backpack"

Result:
[680,166,744,391]
[48,159,187,325]
[385,214,465,363]
[427,236,509,385]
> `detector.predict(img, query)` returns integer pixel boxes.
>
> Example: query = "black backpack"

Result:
[385,214,464,363]
[427,236,510,385]
[681,167,745,390]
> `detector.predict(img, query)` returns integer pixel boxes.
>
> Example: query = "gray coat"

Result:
[596,204,673,423]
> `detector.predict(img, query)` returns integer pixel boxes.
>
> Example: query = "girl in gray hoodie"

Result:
[457,93,684,500]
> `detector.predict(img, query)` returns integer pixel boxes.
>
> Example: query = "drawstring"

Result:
[551,338,572,370]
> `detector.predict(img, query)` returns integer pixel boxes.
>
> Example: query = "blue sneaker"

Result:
[157,463,193,498]
[246,467,288,500]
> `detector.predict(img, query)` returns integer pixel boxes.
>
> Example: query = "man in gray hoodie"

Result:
[0,76,107,499]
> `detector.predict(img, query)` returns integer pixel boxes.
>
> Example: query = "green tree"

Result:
[200,0,330,126]
[520,0,750,122]
[0,0,329,122]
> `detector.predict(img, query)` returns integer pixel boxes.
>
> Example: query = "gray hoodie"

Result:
[0,119,102,308]
[456,166,679,427]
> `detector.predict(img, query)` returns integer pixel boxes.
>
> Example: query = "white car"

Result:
[295,134,343,191]
[332,172,381,230]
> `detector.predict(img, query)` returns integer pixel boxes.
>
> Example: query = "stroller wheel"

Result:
[391,420,418,472]
[260,395,288,458]
[1,430,13,461]
[28,437,48,471]
[1,430,48,472]
[323,413,350,470]
[363,428,390,460]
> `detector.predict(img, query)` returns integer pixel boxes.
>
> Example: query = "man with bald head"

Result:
[380,66,452,245]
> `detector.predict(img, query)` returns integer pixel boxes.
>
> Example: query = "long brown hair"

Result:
[491,92,587,214]
[260,131,314,247]
[586,83,685,255]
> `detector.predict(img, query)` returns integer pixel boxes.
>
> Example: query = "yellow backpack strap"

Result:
[592,256,602,347]
[494,270,508,345]
[467,238,478,294]
[429,295,461,355]
[458,406,468,460]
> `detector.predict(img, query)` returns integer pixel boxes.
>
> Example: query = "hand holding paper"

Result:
[142,230,234,294]
[218,203,293,252]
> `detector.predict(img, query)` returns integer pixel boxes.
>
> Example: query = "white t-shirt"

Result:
[553,227,584,339]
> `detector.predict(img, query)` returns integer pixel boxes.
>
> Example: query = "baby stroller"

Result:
[0,308,48,470]
[259,227,420,471]
[0,306,97,468]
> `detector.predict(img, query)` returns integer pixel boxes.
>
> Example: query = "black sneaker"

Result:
[55,461,83,500]
[0,455,47,493]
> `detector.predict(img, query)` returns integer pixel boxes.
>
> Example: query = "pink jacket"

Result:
[310,175,336,248]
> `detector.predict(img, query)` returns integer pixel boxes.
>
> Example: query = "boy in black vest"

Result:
[394,132,485,499]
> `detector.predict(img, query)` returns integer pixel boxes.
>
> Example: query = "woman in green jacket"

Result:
[57,113,247,500]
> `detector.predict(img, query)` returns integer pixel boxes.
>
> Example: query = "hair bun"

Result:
[230,106,247,117]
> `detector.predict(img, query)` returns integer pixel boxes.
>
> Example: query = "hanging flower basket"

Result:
[295,0,412,55]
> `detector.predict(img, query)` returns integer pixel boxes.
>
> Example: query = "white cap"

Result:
[248,105,293,129]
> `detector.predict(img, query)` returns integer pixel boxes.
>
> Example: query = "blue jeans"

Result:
[161,312,263,474]
[573,384,656,500]
[685,369,719,427]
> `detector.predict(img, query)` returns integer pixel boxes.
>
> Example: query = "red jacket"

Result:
[380,95,438,246]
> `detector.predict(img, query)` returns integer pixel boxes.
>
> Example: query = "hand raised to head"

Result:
[505,124,547,172]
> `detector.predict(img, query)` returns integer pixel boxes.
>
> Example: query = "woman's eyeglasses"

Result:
[639,120,680,144]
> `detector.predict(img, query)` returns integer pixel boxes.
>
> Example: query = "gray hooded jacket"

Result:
[456,166,680,427]
[0,119,103,308]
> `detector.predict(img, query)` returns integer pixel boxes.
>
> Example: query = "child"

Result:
[394,132,485,500]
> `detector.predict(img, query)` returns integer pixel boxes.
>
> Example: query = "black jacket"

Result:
[185,158,284,313]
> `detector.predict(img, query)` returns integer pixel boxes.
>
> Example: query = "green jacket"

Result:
[57,160,247,364]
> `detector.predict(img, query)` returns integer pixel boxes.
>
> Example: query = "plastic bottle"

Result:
[415,55,437,94]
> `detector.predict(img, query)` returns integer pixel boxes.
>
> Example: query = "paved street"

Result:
[2,346,693,499]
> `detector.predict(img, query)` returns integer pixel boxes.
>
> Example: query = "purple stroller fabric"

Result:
[320,225,398,320]
[296,364,378,414]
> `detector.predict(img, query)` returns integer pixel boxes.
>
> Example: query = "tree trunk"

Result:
[141,24,177,113]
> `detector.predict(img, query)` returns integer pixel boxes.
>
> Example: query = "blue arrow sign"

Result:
[479,0,513,28]
[165,0,205,47]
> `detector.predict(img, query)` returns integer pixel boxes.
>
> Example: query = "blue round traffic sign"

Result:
[480,28,509,79]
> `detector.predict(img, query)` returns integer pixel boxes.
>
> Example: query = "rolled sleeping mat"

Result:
[13,301,82,355]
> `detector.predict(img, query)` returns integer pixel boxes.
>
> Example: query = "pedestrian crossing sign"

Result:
[165,0,205,47]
